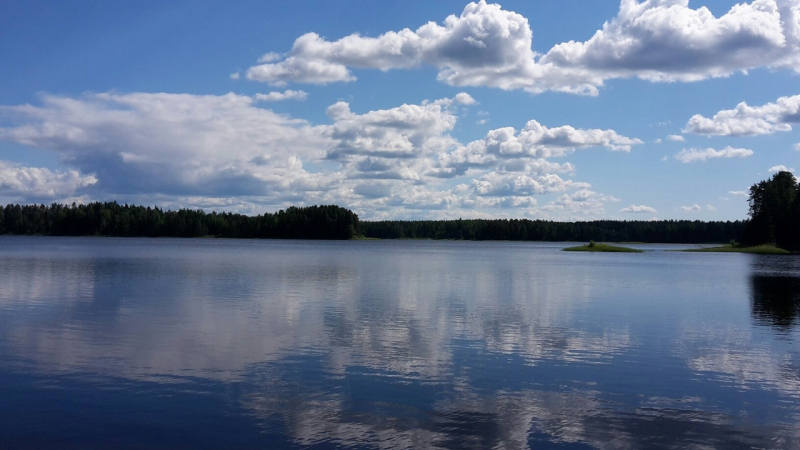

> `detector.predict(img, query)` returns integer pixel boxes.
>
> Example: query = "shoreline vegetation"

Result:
[1,168,798,255]
[738,171,799,252]
[682,244,791,255]
[0,202,748,243]
[0,203,361,240]
[563,242,643,253]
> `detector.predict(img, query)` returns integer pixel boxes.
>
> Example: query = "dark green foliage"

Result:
[360,218,745,243]
[0,202,748,244]
[563,243,643,253]
[0,203,358,240]
[684,244,790,254]
[741,171,799,250]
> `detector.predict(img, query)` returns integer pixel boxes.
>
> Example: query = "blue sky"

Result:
[1,0,799,220]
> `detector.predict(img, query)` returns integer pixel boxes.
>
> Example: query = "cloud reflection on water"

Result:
[0,238,798,448]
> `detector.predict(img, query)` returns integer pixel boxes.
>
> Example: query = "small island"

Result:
[683,243,790,255]
[563,241,643,253]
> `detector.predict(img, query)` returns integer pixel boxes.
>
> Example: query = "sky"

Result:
[1,0,800,221]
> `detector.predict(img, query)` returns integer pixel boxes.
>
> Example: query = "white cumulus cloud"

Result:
[254,90,309,102]
[245,0,800,95]
[542,189,617,218]
[0,160,97,200]
[681,204,702,212]
[433,120,640,178]
[684,94,800,136]
[621,204,657,213]
[454,92,476,105]
[674,147,753,163]
[0,92,639,220]
[768,164,795,172]
[541,0,800,86]
[0,92,333,201]
[667,134,684,142]
[324,100,459,161]
[477,120,641,157]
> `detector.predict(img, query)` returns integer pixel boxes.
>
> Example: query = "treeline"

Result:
[0,203,359,240]
[0,202,752,244]
[360,219,745,243]
[0,201,748,243]
[741,171,799,251]
[3,174,796,246]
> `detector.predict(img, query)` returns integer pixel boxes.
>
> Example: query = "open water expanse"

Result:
[0,236,798,449]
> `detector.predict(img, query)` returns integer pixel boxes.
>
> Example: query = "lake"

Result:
[0,236,798,449]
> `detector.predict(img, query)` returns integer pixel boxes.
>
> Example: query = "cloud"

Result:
[0,92,637,220]
[257,52,282,63]
[470,172,585,197]
[541,0,800,85]
[684,94,800,136]
[728,190,748,196]
[246,1,547,90]
[674,147,753,163]
[0,160,97,200]
[681,204,701,212]
[454,92,476,105]
[706,204,717,211]
[324,99,459,161]
[667,134,684,142]
[474,120,641,158]
[795,143,800,151]
[254,90,309,102]
[229,72,240,80]
[432,120,640,178]
[621,204,657,213]
[768,164,795,172]
[540,189,616,218]
[0,92,333,201]
[244,0,800,95]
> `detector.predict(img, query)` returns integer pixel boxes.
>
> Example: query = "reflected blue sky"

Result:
[0,237,798,448]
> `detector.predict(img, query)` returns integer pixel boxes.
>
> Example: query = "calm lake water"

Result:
[0,237,798,449]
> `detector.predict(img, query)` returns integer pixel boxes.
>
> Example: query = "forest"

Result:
[0,203,359,240]
[359,218,745,243]
[1,171,796,244]
[0,201,745,243]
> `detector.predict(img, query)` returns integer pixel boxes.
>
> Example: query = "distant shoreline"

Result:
[0,201,751,244]
[0,234,738,246]
[4,234,797,254]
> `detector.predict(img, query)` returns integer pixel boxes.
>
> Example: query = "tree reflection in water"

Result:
[749,262,800,333]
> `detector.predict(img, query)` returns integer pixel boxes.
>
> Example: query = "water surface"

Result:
[0,237,798,448]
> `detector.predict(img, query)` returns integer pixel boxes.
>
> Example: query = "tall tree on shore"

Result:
[742,171,799,250]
